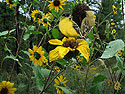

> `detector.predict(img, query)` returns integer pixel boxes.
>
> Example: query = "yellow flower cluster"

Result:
[5,0,16,8]
[0,81,17,94]
[111,22,117,28]
[54,75,68,94]
[28,45,48,66]
[48,0,66,12]
[31,10,52,26]
[55,66,61,72]
[72,64,81,71]
[116,48,124,57]
[112,5,117,14]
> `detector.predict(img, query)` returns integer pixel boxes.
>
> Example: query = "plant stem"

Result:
[40,62,55,93]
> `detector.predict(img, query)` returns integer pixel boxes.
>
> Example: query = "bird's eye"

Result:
[62,13,71,17]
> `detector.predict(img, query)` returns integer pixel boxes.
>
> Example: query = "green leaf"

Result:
[0,29,15,36]
[90,82,104,94]
[28,26,35,31]
[88,32,94,40]
[18,83,26,88]
[20,50,30,57]
[2,55,22,67]
[41,68,51,78]
[93,26,97,33]
[23,34,30,40]
[56,86,73,94]
[101,39,125,58]
[46,27,51,38]
[3,55,19,62]
[34,0,40,4]
[33,65,45,91]
[93,75,107,84]
[51,9,58,18]
[55,59,68,66]
[115,54,124,75]
[52,29,59,39]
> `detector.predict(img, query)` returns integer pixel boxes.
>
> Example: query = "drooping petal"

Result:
[49,46,61,62]
[77,45,90,62]
[76,39,90,62]
[58,46,70,58]
[49,39,63,45]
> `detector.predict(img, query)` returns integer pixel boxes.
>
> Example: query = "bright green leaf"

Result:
[52,29,59,39]
[55,59,68,66]
[88,32,94,40]
[101,39,125,58]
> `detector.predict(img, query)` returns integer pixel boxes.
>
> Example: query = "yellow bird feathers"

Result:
[59,16,79,37]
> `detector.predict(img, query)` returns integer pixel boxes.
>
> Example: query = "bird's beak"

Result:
[69,15,72,19]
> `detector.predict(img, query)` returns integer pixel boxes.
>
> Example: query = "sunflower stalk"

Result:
[40,61,56,93]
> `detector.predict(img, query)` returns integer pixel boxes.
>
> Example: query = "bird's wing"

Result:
[59,17,79,37]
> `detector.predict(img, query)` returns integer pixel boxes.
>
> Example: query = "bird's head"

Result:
[86,11,95,18]
[60,13,72,20]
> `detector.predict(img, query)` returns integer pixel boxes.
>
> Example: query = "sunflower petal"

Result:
[76,43,90,62]
[49,39,63,45]
[33,45,37,52]
[28,48,34,54]
[58,46,69,58]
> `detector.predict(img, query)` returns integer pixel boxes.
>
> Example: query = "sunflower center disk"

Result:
[53,0,60,6]
[59,82,65,87]
[35,13,43,19]
[34,52,41,60]
[63,40,78,49]
[9,0,14,4]
[43,18,48,23]
[1,88,8,94]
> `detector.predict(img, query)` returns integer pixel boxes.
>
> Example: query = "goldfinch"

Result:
[81,11,95,37]
[59,13,80,37]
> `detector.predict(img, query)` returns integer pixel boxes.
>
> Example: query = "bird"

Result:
[81,11,95,37]
[59,13,81,38]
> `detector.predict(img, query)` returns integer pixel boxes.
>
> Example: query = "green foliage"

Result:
[101,39,124,58]
[0,0,124,94]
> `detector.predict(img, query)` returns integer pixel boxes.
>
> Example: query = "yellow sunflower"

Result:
[54,75,68,94]
[72,64,81,71]
[5,0,16,8]
[49,37,90,62]
[41,15,51,27]
[114,81,121,90]
[112,29,116,34]
[112,5,117,14]
[31,10,44,23]
[0,81,17,94]
[54,66,60,72]
[116,48,124,57]
[48,0,66,12]
[111,22,115,25]
[28,45,48,66]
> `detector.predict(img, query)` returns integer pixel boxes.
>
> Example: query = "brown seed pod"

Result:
[72,4,91,27]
